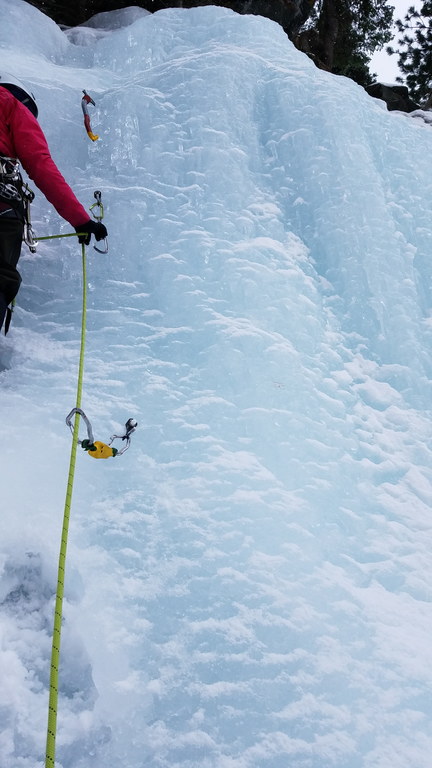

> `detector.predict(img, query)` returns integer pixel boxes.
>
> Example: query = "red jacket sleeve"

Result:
[3,92,90,228]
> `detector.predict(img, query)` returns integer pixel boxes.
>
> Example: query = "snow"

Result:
[1,1,432,767]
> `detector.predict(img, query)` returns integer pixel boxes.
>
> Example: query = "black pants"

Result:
[0,209,23,332]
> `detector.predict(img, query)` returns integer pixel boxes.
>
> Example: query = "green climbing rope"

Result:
[37,233,83,241]
[45,241,87,768]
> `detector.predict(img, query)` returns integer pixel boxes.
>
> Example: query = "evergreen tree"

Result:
[388,2,432,104]
[297,0,393,86]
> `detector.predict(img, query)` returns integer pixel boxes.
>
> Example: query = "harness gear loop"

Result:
[0,156,22,204]
[89,190,108,254]
[0,155,37,252]
[0,156,37,334]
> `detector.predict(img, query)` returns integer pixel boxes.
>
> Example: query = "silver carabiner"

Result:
[93,238,108,254]
[65,407,95,445]
[108,418,137,455]
[23,221,38,253]
[89,189,108,253]
[89,189,104,221]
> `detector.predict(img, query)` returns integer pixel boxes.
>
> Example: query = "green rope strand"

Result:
[37,233,83,241]
[45,241,87,768]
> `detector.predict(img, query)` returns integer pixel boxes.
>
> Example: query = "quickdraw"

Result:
[81,90,99,142]
[90,190,108,253]
[22,184,37,253]
[35,190,108,253]
[66,407,137,459]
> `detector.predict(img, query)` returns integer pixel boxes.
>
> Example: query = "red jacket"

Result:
[0,87,89,228]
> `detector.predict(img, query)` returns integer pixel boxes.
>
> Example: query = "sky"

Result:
[371,0,421,82]
[1,2,432,768]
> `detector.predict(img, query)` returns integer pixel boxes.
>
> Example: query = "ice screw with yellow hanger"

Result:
[66,408,137,459]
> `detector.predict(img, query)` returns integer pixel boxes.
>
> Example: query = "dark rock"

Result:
[365,82,419,113]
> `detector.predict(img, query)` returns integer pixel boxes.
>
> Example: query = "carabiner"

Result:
[89,190,104,221]
[66,407,95,446]
[94,238,108,254]
[89,190,108,253]
[22,185,37,252]
[108,418,138,456]
[23,220,38,253]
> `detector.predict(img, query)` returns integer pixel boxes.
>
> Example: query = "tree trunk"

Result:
[318,0,339,69]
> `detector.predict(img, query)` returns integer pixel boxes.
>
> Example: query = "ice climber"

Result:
[0,73,108,333]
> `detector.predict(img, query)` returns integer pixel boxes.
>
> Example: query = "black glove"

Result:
[75,219,108,245]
